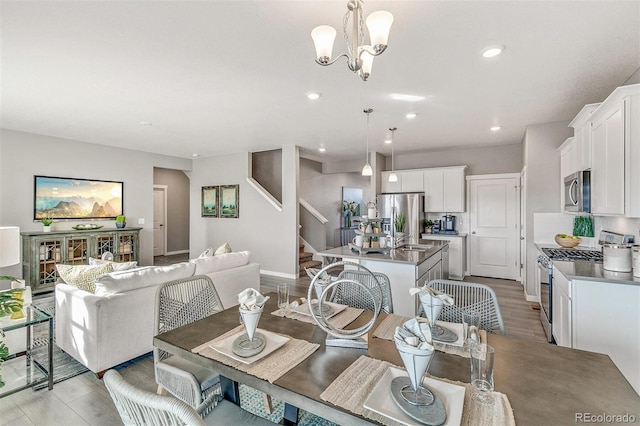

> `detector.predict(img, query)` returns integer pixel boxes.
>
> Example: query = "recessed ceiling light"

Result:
[482,45,505,58]
[140,121,153,126]
[192,153,200,158]
[318,147,326,152]
[490,126,502,131]
[390,93,426,102]
[406,112,417,119]
[306,92,321,100]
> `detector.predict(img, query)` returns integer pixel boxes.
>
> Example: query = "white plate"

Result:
[290,300,347,318]
[209,328,289,365]
[435,321,464,347]
[363,366,465,426]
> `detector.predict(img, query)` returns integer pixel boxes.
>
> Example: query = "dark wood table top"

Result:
[154,294,640,425]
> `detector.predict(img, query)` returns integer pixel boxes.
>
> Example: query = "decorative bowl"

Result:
[555,235,580,248]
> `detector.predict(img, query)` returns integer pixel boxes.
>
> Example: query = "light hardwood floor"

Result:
[1,266,545,425]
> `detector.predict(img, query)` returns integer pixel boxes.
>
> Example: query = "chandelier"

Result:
[362,109,373,176]
[311,0,393,81]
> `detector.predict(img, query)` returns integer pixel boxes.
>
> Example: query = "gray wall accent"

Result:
[322,158,364,174]
[0,129,192,273]
[522,121,573,297]
[623,67,640,85]
[190,147,299,277]
[300,204,325,253]
[153,167,190,253]
[252,149,282,203]
[300,158,372,248]
[386,143,523,175]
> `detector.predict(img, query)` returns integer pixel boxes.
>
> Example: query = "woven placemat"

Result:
[320,355,515,426]
[373,314,487,358]
[271,305,364,329]
[192,325,319,383]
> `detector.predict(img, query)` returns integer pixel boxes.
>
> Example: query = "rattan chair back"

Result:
[426,279,506,335]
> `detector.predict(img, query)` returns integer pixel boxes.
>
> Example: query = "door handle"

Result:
[159,224,164,227]
[472,231,476,234]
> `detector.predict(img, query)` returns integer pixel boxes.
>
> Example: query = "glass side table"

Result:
[0,305,53,397]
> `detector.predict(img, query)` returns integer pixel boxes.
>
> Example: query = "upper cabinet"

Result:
[589,84,639,217]
[569,103,601,172]
[559,137,576,179]
[381,166,467,212]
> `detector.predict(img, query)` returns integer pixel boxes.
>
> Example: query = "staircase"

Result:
[299,244,322,272]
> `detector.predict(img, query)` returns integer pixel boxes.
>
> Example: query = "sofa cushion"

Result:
[190,251,250,275]
[214,242,232,255]
[56,263,114,294]
[94,262,196,296]
[88,257,138,271]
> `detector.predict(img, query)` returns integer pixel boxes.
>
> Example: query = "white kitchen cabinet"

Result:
[422,235,466,280]
[589,84,640,217]
[423,166,467,212]
[551,266,571,348]
[572,278,640,394]
[401,170,424,192]
[559,137,575,179]
[569,103,600,172]
[381,171,402,193]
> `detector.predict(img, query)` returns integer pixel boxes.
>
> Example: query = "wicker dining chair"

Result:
[425,279,506,335]
[154,275,223,416]
[104,370,275,426]
[329,270,394,314]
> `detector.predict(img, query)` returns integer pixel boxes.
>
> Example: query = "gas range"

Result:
[540,247,603,262]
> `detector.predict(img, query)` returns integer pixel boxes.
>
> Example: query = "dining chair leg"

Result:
[220,376,240,405]
[283,403,299,425]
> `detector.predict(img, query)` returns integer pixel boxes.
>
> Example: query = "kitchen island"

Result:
[318,240,448,317]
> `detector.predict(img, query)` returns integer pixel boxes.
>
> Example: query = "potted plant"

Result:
[0,282,24,388]
[395,213,406,235]
[41,216,53,232]
[115,215,126,229]
[424,219,434,234]
[372,222,380,234]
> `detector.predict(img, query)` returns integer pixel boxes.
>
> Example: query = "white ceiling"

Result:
[1,1,639,162]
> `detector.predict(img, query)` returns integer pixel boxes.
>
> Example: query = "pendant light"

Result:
[362,108,373,176]
[388,127,398,182]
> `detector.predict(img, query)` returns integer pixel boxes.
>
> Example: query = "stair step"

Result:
[299,260,323,270]
[299,243,305,252]
[299,251,314,259]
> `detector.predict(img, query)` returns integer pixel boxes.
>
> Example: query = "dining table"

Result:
[153,293,640,425]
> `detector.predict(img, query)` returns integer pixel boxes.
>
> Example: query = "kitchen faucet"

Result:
[392,233,412,248]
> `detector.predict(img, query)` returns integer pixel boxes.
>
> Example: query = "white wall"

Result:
[523,121,573,297]
[189,147,299,277]
[0,129,191,277]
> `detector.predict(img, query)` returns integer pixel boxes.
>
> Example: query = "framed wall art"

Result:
[220,184,239,218]
[34,175,124,220]
[201,186,219,217]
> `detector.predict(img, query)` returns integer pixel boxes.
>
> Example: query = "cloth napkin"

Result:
[394,317,435,352]
[238,288,270,310]
[304,267,331,285]
[409,286,455,305]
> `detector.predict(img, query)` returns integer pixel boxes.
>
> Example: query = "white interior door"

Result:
[469,175,519,280]
[153,186,167,257]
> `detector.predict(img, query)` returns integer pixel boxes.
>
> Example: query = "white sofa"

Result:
[55,251,260,375]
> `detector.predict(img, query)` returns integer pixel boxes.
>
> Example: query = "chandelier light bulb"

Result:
[366,10,394,48]
[359,48,374,81]
[311,25,337,63]
[362,163,373,176]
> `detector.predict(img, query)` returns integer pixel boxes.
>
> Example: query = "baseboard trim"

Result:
[163,250,189,256]
[260,270,298,280]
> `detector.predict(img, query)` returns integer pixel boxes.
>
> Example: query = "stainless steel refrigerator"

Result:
[377,193,424,245]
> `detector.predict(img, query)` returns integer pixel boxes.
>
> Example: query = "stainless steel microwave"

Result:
[564,171,590,213]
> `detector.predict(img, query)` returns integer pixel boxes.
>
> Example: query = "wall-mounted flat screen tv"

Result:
[34,175,124,220]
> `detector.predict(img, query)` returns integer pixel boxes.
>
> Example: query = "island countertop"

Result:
[317,239,448,266]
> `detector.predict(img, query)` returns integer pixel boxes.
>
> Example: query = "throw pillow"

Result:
[56,263,114,294]
[94,262,196,296]
[198,247,214,258]
[88,257,138,271]
[214,242,232,256]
